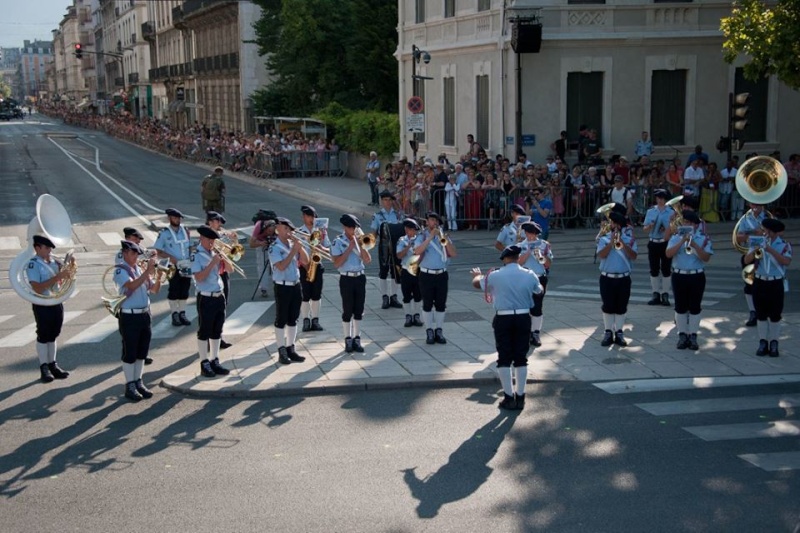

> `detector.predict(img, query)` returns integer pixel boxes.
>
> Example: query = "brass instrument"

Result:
[438,227,449,246]
[742,263,756,285]
[665,195,684,209]
[101,265,126,317]
[685,235,695,255]
[613,232,624,250]
[216,235,245,262]
[533,247,547,264]
[732,156,787,253]
[354,228,376,250]
[212,241,247,278]
[595,203,615,241]
[401,253,421,276]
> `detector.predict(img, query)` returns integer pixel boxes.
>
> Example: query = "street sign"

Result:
[505,136,514,145]
[522,134,536,146]
[407,96,424,114]
[406,113,425,133]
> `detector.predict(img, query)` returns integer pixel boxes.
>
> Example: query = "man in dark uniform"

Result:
[191,225,233,377]
[27,235,73,383]
[154,208,193,327]
[471,245,543,410]
[206,211,234,349]
[113,240,161,401]
[201,166,226,213]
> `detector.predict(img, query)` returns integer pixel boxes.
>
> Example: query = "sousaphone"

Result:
[731,156,787,253]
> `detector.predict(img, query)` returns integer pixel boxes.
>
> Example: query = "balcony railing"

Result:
[128,72,139,84]
[183,0,235,19]
[142,22,155,40]
[172,6,186,30]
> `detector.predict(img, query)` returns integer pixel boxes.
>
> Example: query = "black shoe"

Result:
[48,362,70,379]
[756,339,769,356]
[310,318,324,331]
[144,357,154,365]
[200,360,216,377]
[530,331,542,347]
[434,328,447,344]
[746,311,757,327]
[514,393,525,410]
[769,340,779,358]
[220,340,232,350]
[600,330,614,347]
[688,334,699,351]
[389,295,403,309]
[344,337,354,353]
[381,295,390,310]
[676,333,689,350]
[179,311,191,326]
[125,381,143,402]
[287,345,306,362]
[210,357,231,375]
[40,363,54,383]
[498,393,517,410]
[661,293,670,307]
[352,336,365,353]
[302,317,311,332]
[135,379,153,399]
[647,292,660,305]
[412,314,424,327]
[404,314,413,328]
[261,289,269,298]
[425,329,435,345]
[171,312,182,327]
[278,346,292,364]
[614,330,628,347]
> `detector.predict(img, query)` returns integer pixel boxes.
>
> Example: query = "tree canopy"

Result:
[250,0,398,116]
[721,0,800,90]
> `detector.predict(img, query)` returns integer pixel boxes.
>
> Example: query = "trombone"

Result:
[354,228,376,250]
[212,240,247,278]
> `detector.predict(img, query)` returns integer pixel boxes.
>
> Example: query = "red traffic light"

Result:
[74,43,83,59]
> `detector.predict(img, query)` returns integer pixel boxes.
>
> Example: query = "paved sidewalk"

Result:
[161,170,800,398]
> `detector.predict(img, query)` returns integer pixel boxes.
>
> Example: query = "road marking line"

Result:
[224,302,274,335]
[0,311,86,348]
[738,452,800,471]
[98,232,122,246]
[151,306,198,339]
[683,420,800,441]
[593,374,800,394]
[0,316,14,325]
[0,237,21,250]
[635,395,800,416]
[64,314,119,345]
[546,290,719,306]
[559,284,735,299]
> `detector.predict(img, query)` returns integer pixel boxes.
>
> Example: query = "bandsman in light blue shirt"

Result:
[744,218,792,357]
[596,211,638,348]
[494,204,527,251]
[371,191,402,309]
[413,211,457,344]
[331,214,372,353]
[395,218,424,328]
[735,201,768,326]
[296,205,330,333]
[154,208,193,327]
[471,245,543,410]
[642,189,675,306]
[666,210,713,351]
[518,221,552,347]
[114,227,145,264]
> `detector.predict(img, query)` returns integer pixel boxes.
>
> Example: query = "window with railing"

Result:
[443,77,455,146]
[650,69,686,146]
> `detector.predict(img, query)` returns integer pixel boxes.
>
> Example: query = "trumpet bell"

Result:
[665,195,684,209]
[735,156,787,205]
[101,295,127,317]
[596,203,616,217]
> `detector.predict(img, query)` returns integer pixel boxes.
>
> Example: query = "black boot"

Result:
[498,393,517,410]
[144,357,154,365]
[769,340,780,358]
[179,311,191,326]
[40,363,54,383]
[171,312,182,327]
[200,360,216,377]
[530,331,542,347]
[310,318,324,331]
[425,328,435,345]
[600,330,614,347]
[434,328,447,344]
[278,346,292,364]
[287,345,306,362]
[135,379,153,399]
[514,393,525,410]
[404,314,413,328]
[647,292,661,305]
[688,333,699,351]
[381,295,390,310]
[220,340,232,349]
[614,330,628,347]
[746,311,757,327]
[412,314,424,327]
[756,339,769,356]
[389,295,403,309]
[210,357,231,375]
[676,333,689,350]
[661,293,671,307]
[352,336,365,353]
[48,362,70,379]
[125,381,143,402]
[344,337,354,353]
[302,317,311,332]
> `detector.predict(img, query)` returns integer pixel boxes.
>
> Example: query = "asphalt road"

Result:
[1,118,799,532]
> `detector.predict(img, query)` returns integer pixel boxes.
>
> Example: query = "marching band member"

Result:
[518,221,552,347]
[249,214,277,298]
[596,211,638,347]
[191,225,233,377]
[642,190,675,306]
[666,210,713,351]
[114,227,145,264]
[395,218,424,328]
[736,202,767,327]
[371,191,402,309]
[154,208,193,327]
[113,240,161,401]
[494,204,527,250]
[297,205,330,332]
[331,214,372,353]
[471,245,543,410]
[269,218,309,364]
[745,218,792,357]
[413,212,457,345]
[27,235,73,383]
[206,211,235,349]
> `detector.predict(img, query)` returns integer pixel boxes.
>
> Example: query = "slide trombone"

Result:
[213,240,247,278]
[354,228,376,250]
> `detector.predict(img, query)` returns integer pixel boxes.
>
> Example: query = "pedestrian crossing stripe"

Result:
[556,283,736,300]
[0,311,86,348]
[545,290,721,307]
[64,315,119,345]
[593,375,800,394]
[0,237,21,250]
[635,394,800,416]
[738,452,800,472]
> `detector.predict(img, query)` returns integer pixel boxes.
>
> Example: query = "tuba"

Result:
[732,156,786,253]
[9,195,77,306]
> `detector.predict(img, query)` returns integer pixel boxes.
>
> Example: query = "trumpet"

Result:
[685,234,694,255]
[438,227,449,246]
[354,228,376,250]
[533,247,547,264]
[613,232,624,250]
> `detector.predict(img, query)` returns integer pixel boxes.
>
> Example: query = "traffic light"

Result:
[730,92,750,131]
[74,44,83,60]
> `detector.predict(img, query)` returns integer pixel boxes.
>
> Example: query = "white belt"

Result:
[672,269,703,275]
[755,275,782,281]
[341,271,364,277]
[420,268,446,274]
[601,272,629,278]
[649,238,665,243]
[120,307,149,315]
[497,309,529,316]
[274,280,299,286]
[199,291,223,297]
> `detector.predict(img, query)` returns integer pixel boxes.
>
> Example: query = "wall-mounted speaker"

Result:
[511,23,542,54]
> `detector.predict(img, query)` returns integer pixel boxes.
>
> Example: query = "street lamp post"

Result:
[410,44,432,163]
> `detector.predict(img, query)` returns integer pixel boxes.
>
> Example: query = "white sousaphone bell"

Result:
[8,194,77,306]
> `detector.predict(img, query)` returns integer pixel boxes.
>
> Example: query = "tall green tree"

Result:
[251,0,398,116]
[721,0,800,90]
[0,74,12,99]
